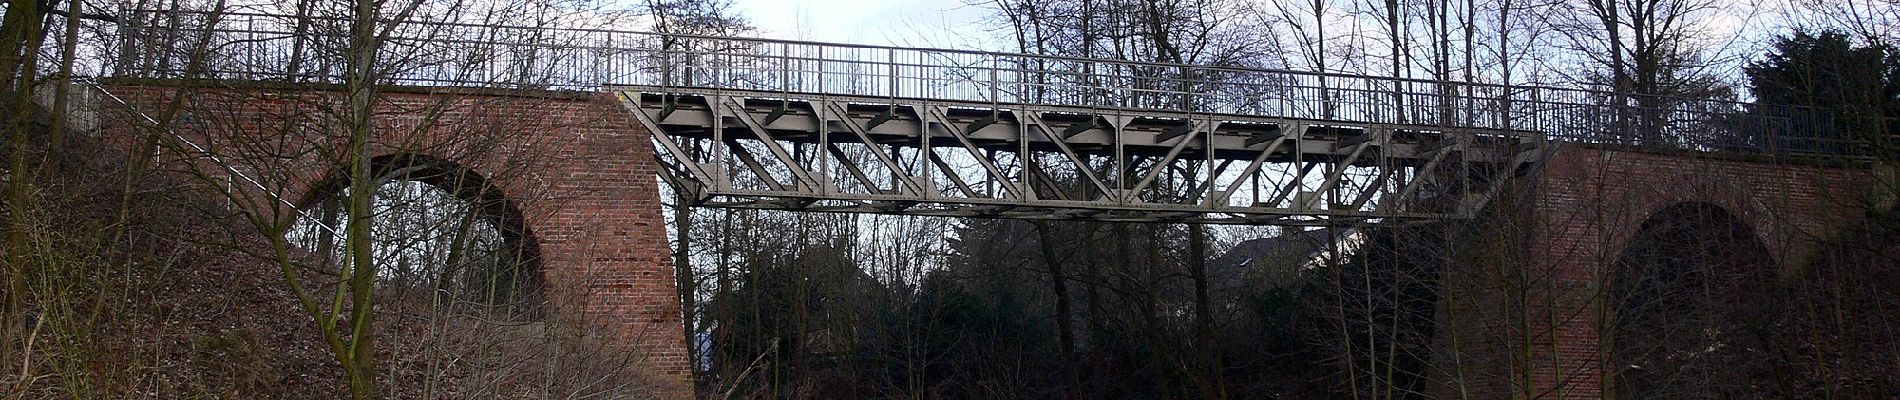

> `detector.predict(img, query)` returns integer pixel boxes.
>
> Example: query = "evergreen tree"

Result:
[1744,30,1900,154]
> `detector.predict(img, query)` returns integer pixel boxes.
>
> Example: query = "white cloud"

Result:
[732,0,996,50]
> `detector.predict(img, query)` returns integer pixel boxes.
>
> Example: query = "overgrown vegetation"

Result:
[0,0,683,398]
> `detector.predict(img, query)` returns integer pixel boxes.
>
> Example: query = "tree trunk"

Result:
[1187,222,1223,398]
[1034,221,1078,360]
[672,196,700,381]
[48,0,81,170]
[1,0,47,364]
[1387,0,1406,123]
[342,0,381,395]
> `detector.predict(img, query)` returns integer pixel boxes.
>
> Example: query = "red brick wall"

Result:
[98,82,692,397]
[1518,144,1871,399]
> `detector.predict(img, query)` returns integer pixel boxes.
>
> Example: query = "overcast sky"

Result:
[720,0,1810,92]
[722,0,1782,66]
[728,0,997,50]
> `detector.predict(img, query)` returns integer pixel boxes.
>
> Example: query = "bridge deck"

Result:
[92,9,1871,223]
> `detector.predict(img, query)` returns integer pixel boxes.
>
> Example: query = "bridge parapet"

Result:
[89,8,1886,222]
[97,9,1874,156]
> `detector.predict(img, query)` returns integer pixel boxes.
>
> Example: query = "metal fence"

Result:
[99,9,1884,156]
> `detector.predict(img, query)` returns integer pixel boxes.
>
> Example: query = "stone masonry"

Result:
[98,81,693,397]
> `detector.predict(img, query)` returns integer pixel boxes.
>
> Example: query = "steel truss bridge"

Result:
[95,9,1857,224]
[625,89,1529,224]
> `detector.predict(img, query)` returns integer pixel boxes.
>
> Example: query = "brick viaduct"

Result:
[1448,146,1879,399]
[98,81,1884,399]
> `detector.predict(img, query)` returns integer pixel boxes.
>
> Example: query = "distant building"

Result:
[1209,227,1361,294]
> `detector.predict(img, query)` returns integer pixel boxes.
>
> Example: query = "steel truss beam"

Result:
[617,87,1542,225]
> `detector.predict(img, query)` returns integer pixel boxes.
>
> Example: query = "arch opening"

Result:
[290,154,542,316]
[1609,202,1773,399]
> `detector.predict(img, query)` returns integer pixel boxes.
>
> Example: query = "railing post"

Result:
[594,31,607,86]
[887,47,898,99]
[1767,110,1780,154]
[1012,55,1024,106]
[780,41,789,93]
[988,55,998,104]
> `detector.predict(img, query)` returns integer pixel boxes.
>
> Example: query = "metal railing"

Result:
[98,9,1884,156]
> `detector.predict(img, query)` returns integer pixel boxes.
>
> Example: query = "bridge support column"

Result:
[535,95,694,397]
[96,83,695,397]
[1468,144,1873,400]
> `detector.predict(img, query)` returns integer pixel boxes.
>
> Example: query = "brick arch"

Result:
[1511,144,1874,400]
[295,152,545,298]
[101,83,693,396]
[1610,200,1775,278]
[1604,200,1777,399]
[1594,166,1788,270]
